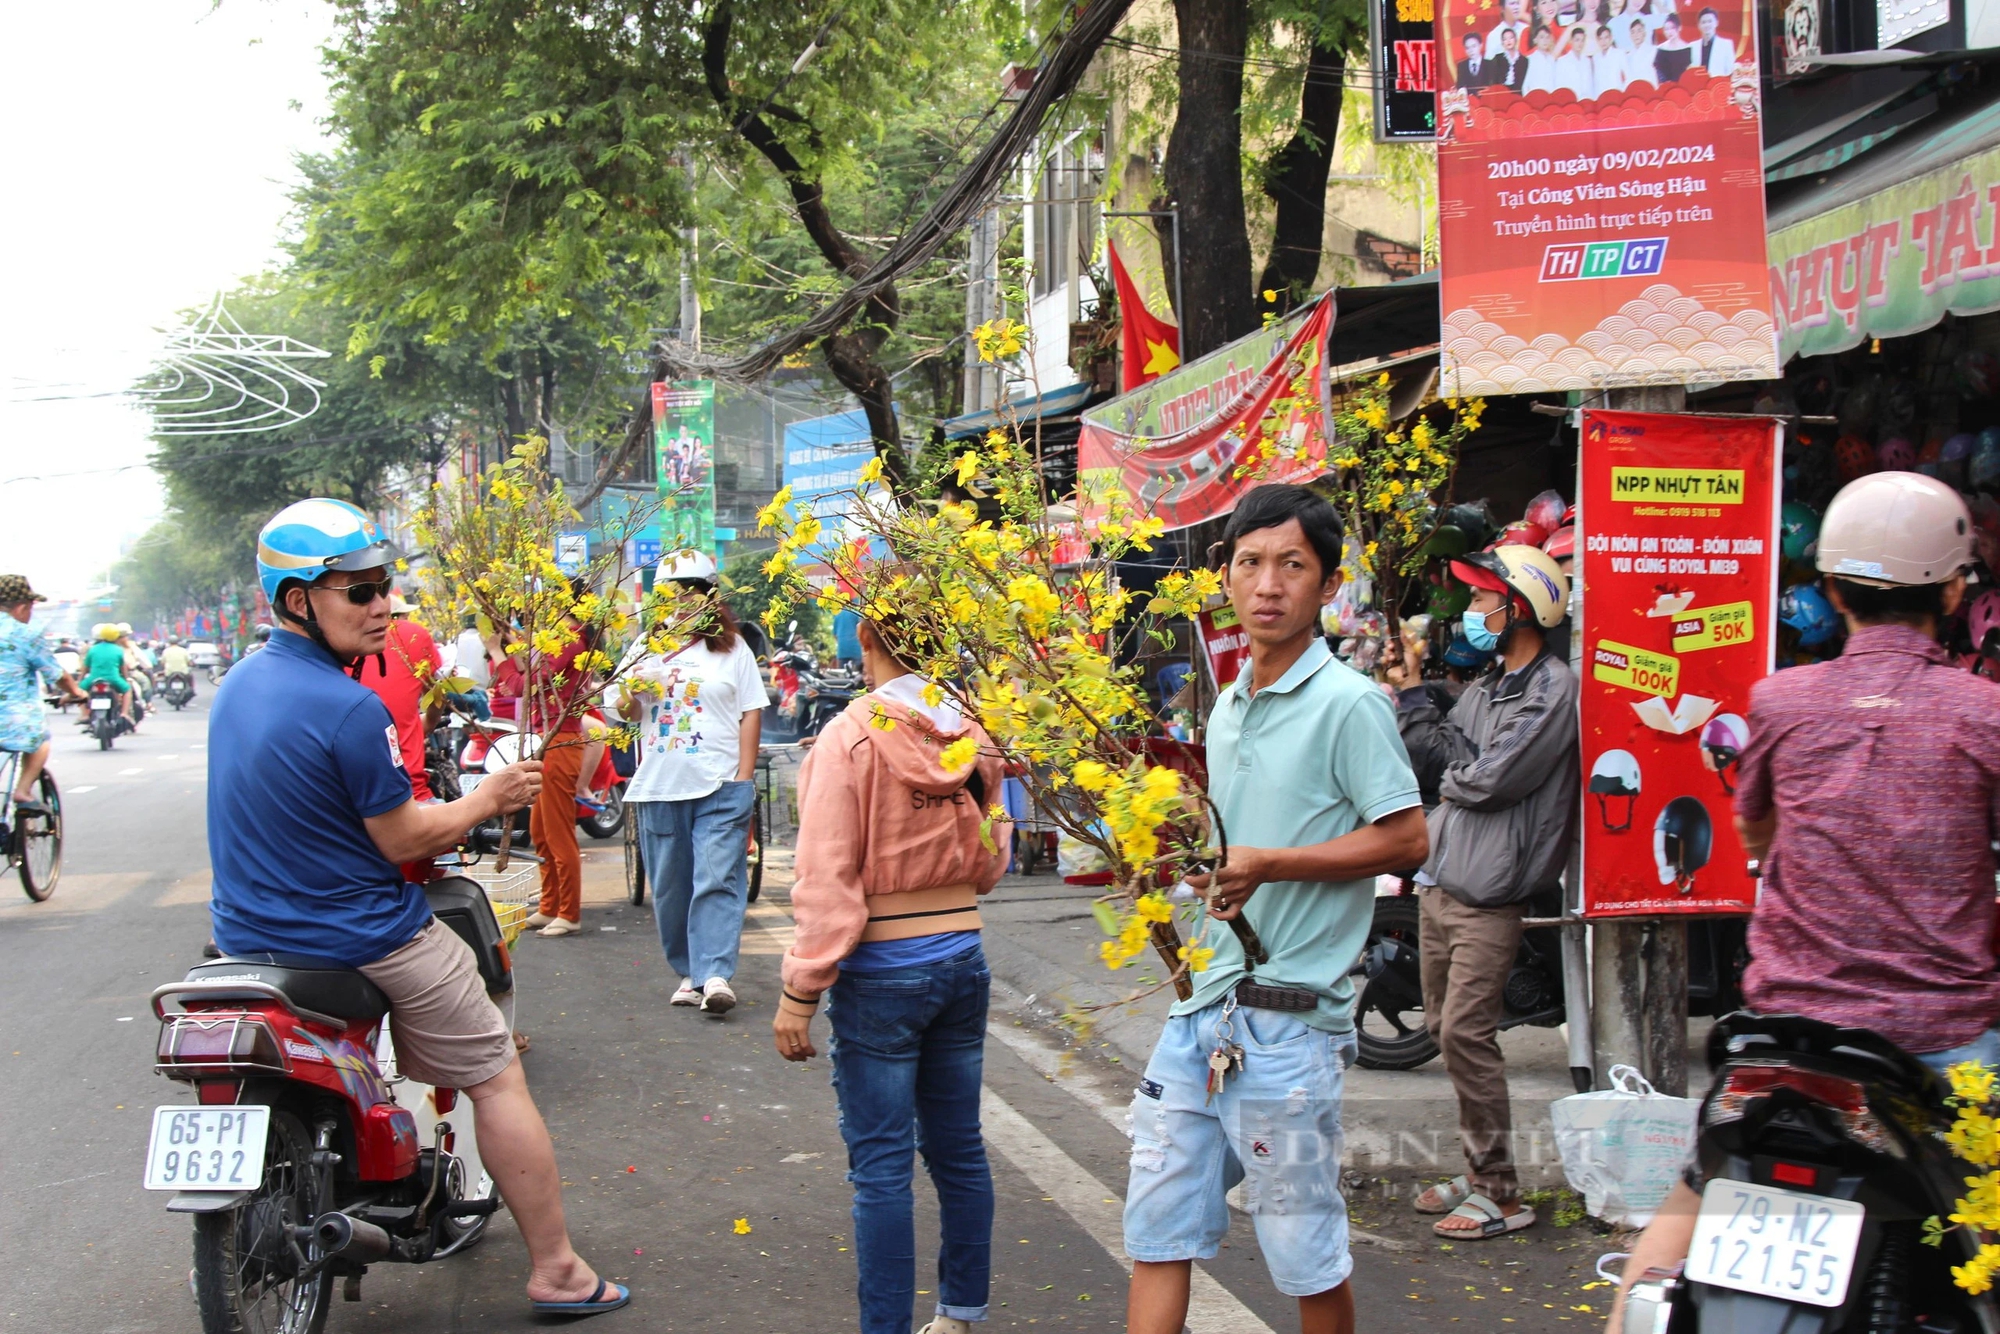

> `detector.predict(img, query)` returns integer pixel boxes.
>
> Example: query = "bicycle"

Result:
[623,750,772,906]
[0,751,62,901]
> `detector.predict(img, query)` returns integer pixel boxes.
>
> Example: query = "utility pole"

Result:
[680,156,702,353]
[962,202,1000,413]
[1589,382,1691,1096]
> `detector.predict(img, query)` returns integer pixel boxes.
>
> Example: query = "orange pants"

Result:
[530,738,586,922]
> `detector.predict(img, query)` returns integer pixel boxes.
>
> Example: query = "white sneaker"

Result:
[699,977,737,1015]
[917,1319,972,1334]
[671,978,702,1006]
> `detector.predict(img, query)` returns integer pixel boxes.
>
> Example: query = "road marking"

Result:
[66,785,96,794]
[118,767,143,776]
[979,1088,1275,1334]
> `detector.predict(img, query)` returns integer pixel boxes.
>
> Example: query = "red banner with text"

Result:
[1578,410,1780,917]
[1433,0,1778,397]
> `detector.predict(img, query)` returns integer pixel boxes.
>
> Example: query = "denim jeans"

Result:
[1917,1026,2000,1075]
[827,941,993,1333]
[637,781,757,983]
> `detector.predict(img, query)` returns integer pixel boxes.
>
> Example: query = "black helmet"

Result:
[1654,796,1713,892]
[254,624,273,643]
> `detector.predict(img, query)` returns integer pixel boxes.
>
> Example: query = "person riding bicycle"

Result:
[79,623,136,727]
[0,575,84,814]
[205,497,629,1318]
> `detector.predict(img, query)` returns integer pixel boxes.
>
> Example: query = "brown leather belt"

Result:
[859,883,982,943]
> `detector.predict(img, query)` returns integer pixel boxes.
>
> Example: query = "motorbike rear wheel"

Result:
[191,1106,333,1334]
[16,771,60,902]
[1353,894,1441,1071]
[579,784,625,840]
[624,813,645,905]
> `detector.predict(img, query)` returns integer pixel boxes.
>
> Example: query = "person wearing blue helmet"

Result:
[205,498,629,1318]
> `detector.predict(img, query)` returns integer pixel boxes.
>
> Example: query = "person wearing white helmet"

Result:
[1386,542,1579,1240]
[1610,472,2000,1326]
[620,548,766,1014]
[204,498,628,1317]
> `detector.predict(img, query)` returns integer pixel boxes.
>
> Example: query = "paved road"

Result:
[0,697,1618,1333]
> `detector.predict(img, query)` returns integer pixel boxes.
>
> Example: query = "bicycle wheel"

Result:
[623,809,645,905]
[18,771,60,902]
[746,790,763,904]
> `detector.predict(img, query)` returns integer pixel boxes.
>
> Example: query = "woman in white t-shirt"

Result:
[621,552,766,1015]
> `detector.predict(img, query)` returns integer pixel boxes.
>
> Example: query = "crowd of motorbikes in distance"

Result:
[44,638,220,750]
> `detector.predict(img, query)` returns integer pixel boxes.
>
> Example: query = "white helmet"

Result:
[1816,471,1970,586]
[1451,544,1571,629]
[657,549,718,587]
[1588,749,1641,833]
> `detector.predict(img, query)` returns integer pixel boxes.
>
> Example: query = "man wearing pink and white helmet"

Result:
[1608,472,2000,1322]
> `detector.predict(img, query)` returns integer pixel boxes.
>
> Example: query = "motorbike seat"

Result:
[183,954,390,1022]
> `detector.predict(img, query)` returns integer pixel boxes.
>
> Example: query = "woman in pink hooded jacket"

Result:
[773,614,1008,1334]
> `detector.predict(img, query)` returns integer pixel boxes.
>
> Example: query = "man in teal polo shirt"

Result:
[1124,485,1428,1334]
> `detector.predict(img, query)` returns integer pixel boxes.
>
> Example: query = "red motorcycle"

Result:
[144,879,513,1333]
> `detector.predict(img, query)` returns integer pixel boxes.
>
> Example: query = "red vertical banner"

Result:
[1432,0,1778,397]
[1578,411,1780,916]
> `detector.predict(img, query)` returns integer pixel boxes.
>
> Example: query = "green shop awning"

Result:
[1768,97,2000,362]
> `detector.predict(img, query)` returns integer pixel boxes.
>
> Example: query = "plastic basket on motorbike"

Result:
[458,861,537,946]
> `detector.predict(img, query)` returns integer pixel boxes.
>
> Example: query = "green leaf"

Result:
[1090,900,1120,936]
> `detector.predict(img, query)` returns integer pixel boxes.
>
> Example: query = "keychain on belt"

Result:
[1205,994,1246,1105]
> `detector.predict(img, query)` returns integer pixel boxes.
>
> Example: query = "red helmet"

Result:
[1495,520,1549,549]
[1543,525,1577,561]
[1834,435,1876,483]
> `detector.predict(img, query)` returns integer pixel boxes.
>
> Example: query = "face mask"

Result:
[1461,606,1503,652]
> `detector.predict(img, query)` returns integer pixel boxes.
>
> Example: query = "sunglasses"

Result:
[315,577,395,607]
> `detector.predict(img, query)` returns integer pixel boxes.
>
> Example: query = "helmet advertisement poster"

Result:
[1576,410,1780,916]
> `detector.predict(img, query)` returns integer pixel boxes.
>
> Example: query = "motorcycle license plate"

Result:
[89,697,112,711]
[143,1105,269,1191]
[1685,1179,1863,1307]
[459,773,484,796]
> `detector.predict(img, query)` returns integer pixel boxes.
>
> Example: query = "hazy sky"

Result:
[0,0,335,600]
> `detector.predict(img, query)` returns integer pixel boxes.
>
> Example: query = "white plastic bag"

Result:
[1551,1064,1700,1228]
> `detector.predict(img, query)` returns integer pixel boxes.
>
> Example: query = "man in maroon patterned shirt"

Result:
[1734,471,2000,1073]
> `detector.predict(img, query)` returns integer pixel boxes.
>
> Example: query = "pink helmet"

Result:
[1876,437,1917,471]
[1817,471,1971,586]
[1970,589,2000,658]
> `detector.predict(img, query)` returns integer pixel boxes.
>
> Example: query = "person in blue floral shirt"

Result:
[0,575,82,813]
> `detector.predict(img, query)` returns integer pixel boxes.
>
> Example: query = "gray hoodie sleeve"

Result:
[1436,662,1577,813]
[1396,684,1478,805]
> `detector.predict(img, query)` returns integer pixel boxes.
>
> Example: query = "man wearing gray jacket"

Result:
[1386,543,1578,1240]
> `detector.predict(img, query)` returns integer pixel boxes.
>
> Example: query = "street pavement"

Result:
[2,700,1624,1334]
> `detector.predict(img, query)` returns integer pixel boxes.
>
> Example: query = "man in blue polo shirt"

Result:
[206,498,629,1319]
[1124,485,1428,1334]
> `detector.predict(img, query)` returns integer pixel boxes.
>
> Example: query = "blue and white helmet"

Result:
[256,498,401,607]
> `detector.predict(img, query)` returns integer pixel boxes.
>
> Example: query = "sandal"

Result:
[530,1277,630,1317]
[513,1031,532,1054]
[1433,1193,1535,1239]
[1413,1174,1474,1215]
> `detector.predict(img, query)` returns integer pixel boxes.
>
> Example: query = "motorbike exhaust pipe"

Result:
[313,1212,393,1263]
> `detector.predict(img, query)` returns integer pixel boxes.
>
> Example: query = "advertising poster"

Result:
[1196,605,1252,689]
[1077,295,1333,531]
[1433,0,1779,396]
[1577,410,1780,916]
[652,379,716,553]
[1374,0,1439,140]
[781,408,883,570]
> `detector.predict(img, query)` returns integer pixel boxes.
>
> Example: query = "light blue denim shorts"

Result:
[1122,997,1359,1298]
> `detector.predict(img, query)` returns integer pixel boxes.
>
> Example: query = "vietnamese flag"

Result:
[1109,243,1180,392]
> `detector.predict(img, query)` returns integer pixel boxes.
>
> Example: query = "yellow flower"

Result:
[1134,893,1173,924]
[859,455,886,486]
[1952,1062,1999,1106]
[1177,944,1215,972]
[1952,1171,2000,1229]
[755,485,794,533]
[955,451,981,488]
[1954,1243,2000,1294]
[1072,761,1114,793]
[921,682,944,708]
[733,1218,753,1236]
[1127,516,1165,551]
[868,703,897,732]
[939,737,979,771]
[1950,1108,2000,1165]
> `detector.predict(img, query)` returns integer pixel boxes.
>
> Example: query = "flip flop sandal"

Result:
[1433,1194,1535,1239]
[513,1031,532,1054]
[1413,1174,1474,1215]
[531,1277,630,1317]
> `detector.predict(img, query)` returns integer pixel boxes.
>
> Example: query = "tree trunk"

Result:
[1159,0,1257,360]
[1256,35,1348,314]
[703,1,909,491]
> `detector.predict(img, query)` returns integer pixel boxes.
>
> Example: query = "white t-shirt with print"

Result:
[624,639,767,803]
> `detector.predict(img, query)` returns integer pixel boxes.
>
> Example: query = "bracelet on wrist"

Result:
[782,989,821,1008]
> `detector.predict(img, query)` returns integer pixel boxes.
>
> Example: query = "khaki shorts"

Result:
[358,920,514,1090]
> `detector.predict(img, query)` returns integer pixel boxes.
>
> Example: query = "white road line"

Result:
[979,1088,1275,1334]
[66,785,96,795]
[118,767,144,776]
